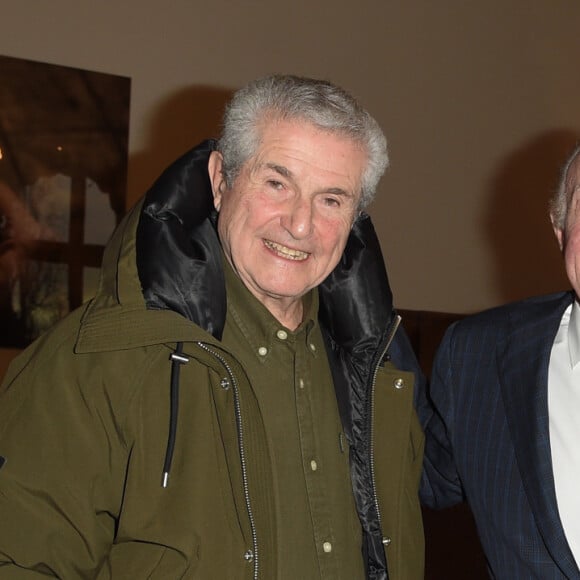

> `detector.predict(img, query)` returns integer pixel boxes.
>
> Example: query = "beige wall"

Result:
[1,1,580,372]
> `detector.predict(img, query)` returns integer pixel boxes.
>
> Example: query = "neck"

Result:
[264,297,304,331]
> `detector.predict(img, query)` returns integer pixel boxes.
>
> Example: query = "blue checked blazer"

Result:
[421,291,580,579]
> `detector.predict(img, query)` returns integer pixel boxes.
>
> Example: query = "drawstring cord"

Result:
[162,342,189,487]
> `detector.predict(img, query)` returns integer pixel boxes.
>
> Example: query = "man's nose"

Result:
[281,198,314,239]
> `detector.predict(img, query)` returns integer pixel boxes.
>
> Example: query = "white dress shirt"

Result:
[548,299,580,564]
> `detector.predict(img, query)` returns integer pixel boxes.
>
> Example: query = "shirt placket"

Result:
[294,331,338,579]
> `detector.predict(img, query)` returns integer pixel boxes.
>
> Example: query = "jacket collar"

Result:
[76,141,225,353]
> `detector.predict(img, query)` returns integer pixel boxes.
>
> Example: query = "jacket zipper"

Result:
[198,342,259,580]
[368,314,402,533]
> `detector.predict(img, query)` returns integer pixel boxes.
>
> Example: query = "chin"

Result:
[265,286,307,299]
[258,278,310,298]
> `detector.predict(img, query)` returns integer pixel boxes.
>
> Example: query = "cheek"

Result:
[563,227,580,275]
[566,244,580,271]
[565,223,580,250]
[218,198,250,236]
[319,223,351,262]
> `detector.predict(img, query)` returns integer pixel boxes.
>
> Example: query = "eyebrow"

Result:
[264,162,292,180]
[263,162,354,198]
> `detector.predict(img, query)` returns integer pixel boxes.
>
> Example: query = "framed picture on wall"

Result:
[0,54,131,347]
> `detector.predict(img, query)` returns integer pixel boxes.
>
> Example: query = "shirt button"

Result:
[322,541,332,553]
[309,343,316,352]
[298,378,305,389]
[258,347,268,356]
[276,329,288,340]
[310,459,318,471]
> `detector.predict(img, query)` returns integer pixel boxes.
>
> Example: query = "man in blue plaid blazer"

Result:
[421,144,580,579]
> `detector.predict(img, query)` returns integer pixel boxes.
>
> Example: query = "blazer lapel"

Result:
[500,292,579,578]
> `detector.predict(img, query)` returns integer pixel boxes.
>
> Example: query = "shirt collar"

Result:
[222,253,318,358]
[568,298,580,368]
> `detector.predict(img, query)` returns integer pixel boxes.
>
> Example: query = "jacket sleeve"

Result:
[0,328,129,577]
[419,322,465,509]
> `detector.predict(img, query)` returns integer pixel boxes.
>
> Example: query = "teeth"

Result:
[264,240,309,261]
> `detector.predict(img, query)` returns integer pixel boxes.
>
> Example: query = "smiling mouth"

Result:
[264,240,309,261]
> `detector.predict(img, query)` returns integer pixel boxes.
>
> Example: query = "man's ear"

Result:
[208,151,225,212]
[551,214,565,252]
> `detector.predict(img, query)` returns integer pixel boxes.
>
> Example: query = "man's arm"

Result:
[0,332,127,577]
[419,323,465,509]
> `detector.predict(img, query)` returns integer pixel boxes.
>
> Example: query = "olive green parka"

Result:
[0,142,426,579]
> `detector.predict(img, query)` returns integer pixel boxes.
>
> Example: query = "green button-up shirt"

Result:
[221,259,364,579]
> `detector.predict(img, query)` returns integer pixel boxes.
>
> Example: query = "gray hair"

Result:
[217,74,388,209]
[550,143,580,229]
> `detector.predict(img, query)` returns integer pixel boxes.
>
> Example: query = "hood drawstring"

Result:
[162,342,189,488]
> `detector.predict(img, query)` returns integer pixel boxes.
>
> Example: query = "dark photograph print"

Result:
[0,55,130,347]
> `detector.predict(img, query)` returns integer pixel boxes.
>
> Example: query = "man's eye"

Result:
[267,180,284,190]
[324,197,340,207]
